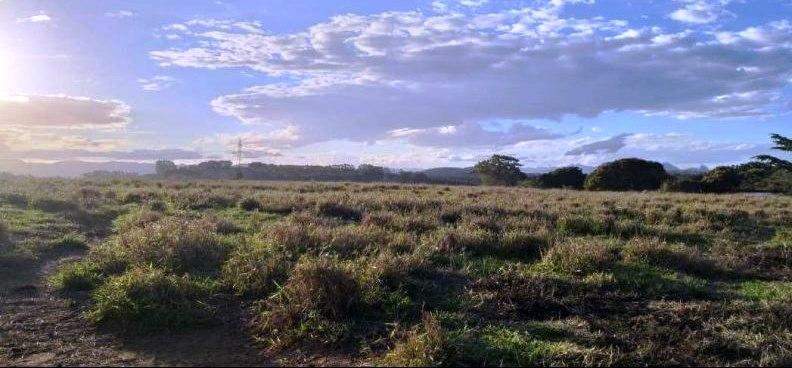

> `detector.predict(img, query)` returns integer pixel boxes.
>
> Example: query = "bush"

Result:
[383,313,448,366]
[701,166,742,193]
[584,158,670,191]
[49,261,104,292]
[238,197,262,212]
[661,177,703,193]
[31,197,80,213]
[542,238,619,274]
[113,218,229,275]
[316,200,362,221]
[89,267,216,330]
[222,241,291,296]
[0,221,7,243]
[50,233,89,249]
[176,191,236,210]
[536,167,586,189]
[257,258,360,343]
[622,238,718,277]
[0,193,29,208]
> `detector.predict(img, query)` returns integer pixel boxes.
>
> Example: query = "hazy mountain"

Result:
[0,160,155,178]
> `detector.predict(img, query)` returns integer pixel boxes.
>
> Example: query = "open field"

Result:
[1,177,790,366]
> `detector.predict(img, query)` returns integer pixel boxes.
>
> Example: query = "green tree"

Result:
[701,166,742,193]
[536,166,586,189]
[473,155,527,186]
[754,133,792,171]
[155,160,178,177]
[584,158,669,191]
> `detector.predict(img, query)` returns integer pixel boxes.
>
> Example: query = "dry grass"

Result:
[1,176,791,365]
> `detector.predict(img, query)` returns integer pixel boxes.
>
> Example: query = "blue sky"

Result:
[0,0,790,169]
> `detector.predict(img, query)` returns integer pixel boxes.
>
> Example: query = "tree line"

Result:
[153,160,443,184]
[474,133,791,193]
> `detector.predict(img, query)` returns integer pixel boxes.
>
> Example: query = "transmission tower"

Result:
[234,138,244,180]
[235,138,243,167]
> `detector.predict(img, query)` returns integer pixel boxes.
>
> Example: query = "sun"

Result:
[0,49,18,96]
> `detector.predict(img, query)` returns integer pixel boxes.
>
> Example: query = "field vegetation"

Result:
[0,176,790,365]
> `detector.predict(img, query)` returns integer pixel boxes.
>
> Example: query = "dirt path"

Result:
[0,249,274,367]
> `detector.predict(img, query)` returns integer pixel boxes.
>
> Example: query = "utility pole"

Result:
[234,138,244,180]
[236,138,243,167]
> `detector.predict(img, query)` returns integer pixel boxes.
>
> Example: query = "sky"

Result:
[0,0,790,170]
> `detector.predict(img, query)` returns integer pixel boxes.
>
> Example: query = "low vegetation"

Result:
[1,174,790,366]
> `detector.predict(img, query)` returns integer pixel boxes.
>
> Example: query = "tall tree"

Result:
[473,154,527,186]
[754,133,792,171]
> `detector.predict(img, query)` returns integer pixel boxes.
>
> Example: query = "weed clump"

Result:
[31,197,80,213]
[50,232,89,249]
[383,313,448,366]
[113,217,230,275]
[255,258,360,346]
[542,238,619,274]
[90,267,216,330]
[222,241,291,296]
[0,221,8,243]
[50,261,103,292]
[0,193,29,208]
[238,197,262,212]
[316,200,362,221]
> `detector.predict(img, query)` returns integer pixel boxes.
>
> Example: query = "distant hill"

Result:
[419,167,481,184]
[0,160,155,178]
[662,162,709,175]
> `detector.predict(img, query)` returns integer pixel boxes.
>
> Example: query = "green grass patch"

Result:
[739,281,792,302]
[89,267,217,331]
[49,261,104,292]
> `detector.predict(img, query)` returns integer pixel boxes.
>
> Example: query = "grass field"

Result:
[1,177,790,366]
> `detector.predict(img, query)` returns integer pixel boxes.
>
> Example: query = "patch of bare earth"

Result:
[0,252,273,367]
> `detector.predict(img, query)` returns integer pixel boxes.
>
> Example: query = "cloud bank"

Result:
[0,95,130,130]
[150,1,792,150]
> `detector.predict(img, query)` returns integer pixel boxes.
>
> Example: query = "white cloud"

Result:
[16,13,51,23]
[669,0,732,24]
[137,75,176,92]
[150,1,792,149]
[564,132,773,167]
[105,10,135,18]
[0,95,130,130]
[387,122,569,148]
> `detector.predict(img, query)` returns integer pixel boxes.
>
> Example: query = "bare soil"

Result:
[0,250,274,367]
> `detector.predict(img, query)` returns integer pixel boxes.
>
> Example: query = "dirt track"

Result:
[0,251,273,367]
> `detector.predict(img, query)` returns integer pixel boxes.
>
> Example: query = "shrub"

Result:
[114,218,229,275]
[622,238,718,277]
[555,215,605,236]
[50,232,89,249]
[257,258,360,342]
[148,200,168,212]
[536,167,586,189]
[222,241,291,296]
[121,191,146,204]
[214,218,242,235]
[316,200,362,221]
[470,271,574,319]
[0,221,7,243]
[584,158,670,191]
[176,191,236,210]
[542,238,619,274]
[31,197,80,213]
[89,267,216,330]
[238,197,262,212]
[49,261,103,292]
[113,208,163,233]
[661,177,703,193]
[0,193,29,208]
[701,166,742,193]
[383,313,448,366]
